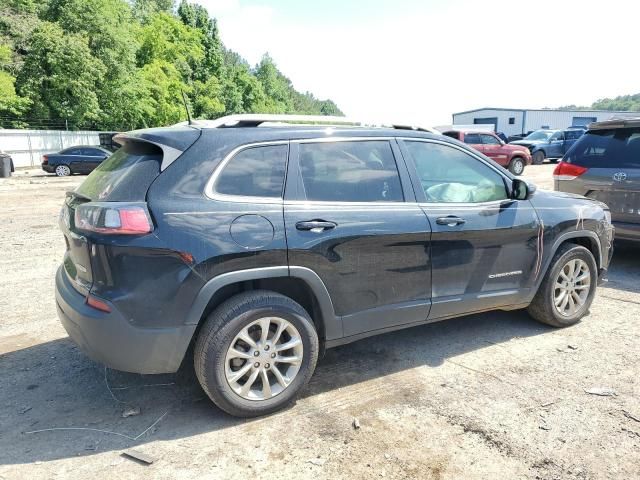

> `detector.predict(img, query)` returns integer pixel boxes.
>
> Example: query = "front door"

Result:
[479,133,509,166]
[400,139,540,319]
[284,138,432,339]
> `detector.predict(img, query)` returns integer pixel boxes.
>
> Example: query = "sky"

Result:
[192,0,640,127]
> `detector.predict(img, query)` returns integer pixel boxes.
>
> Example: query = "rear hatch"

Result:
[60,140,167,295]
[561,127,640,224]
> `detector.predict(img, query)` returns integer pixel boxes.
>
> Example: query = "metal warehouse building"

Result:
[452,108,635,137]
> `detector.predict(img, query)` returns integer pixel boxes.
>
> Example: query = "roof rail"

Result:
[176,114,440,134]
[589,116,640,130]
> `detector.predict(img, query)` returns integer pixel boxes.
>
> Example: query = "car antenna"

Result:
[181,89,194,125]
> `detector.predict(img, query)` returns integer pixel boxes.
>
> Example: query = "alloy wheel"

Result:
[224,316,303,401]
[553,258,591,317]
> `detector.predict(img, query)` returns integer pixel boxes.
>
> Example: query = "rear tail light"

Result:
[86,294,111,313]
[553,162,588,181]
[42,155,48,165]
[74,202,153,235]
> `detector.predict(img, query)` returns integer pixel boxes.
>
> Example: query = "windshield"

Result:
[524,130,554,141]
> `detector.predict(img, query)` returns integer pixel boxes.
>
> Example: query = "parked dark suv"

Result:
[55,115,614,417]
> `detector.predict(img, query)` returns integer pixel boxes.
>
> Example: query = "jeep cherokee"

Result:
[55,114,614,417]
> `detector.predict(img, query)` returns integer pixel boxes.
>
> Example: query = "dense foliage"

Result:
[559,93,640,112]
[0,0,342,130]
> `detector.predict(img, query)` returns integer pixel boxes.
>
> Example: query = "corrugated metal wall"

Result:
[0,129,101,168]
[452,109,524,136]
[453,109,635,137]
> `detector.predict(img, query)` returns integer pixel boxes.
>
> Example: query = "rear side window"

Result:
[463,134,482,144]
[76,141,162,201]
[214,144,288,198]
[299,141,403,202]
[565,128,640,168]
[564,130,583,141]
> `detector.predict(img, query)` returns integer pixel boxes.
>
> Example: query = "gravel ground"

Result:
[1,165,639,480]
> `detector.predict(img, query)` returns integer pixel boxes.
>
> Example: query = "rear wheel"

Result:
[532,151,545,165]
[194,290,319,417]
[508,157,525,175]
[55,165,71,176]
[527,244,597,327]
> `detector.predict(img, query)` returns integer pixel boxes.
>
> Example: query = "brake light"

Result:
[86,294,111,313]
[74,202,153,235]
[42,155,48,165]
[553,162,588,181]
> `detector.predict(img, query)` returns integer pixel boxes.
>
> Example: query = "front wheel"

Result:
[527,244,597,327]
[508,157,525,175]
[532,151,545,165]
[194,290,319,417]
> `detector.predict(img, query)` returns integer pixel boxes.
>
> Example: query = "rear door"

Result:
[562,128,640,230]
[82,148,108,172]
[400,139,540,319]
[61,148,83,171]
[462,133,484,154]
[284,138,432,339]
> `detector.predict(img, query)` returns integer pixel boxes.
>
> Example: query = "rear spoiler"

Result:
[114,127,200,170]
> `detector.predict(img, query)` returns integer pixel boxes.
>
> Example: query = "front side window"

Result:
[550,132,564,141]
[298,141,403,202]
[405,141,509,203]
[214,144,288,198]
[481,134,501,145]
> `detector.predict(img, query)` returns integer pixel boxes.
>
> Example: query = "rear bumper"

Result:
[55,266,196,374]
[42,165,54,173]
[613,221,640,242]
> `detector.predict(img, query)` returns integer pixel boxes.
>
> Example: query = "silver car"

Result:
[554,118,640,242]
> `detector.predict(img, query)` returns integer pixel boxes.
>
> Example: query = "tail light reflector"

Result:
[74,202,153,235]
[86,294,111,313]
[42,155,48,165]
[553,162,588,181]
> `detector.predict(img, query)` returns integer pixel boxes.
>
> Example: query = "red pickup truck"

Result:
[443,130,532,175]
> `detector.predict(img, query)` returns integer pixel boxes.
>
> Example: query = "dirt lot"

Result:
[1,165,639,480]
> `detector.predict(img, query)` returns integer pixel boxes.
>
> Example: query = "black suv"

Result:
[55,115,614,417]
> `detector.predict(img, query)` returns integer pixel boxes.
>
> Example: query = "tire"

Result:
[532,151,545,165]
[55,165,71,176]
[527,244,597,327]
[508,157,525,175]
[194,290,319,417]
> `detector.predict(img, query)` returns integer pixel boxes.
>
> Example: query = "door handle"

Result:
[295,220,337,232]
[436,216,466,227]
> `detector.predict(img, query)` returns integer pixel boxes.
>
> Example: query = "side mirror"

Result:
[512,178,536,200]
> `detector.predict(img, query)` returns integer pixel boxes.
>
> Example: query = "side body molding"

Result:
[184,266,342,340]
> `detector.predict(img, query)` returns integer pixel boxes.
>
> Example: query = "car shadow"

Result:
[603,242,640,294]
[0,309,549,465]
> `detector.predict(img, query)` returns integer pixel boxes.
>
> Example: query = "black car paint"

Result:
[43,146,111,174]
[55,125,614,374]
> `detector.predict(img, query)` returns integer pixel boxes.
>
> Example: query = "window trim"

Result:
[204,140,290,204]
[398,138,512,206]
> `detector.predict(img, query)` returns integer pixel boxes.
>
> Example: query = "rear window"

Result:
[75,141,162,201]
[564,128,640,169]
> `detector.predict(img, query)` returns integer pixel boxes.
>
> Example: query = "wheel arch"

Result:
[185,266,340,342]
[536,231,602,291]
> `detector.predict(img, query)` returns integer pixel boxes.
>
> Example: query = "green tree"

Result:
[137,12,204,81]
[132,0,174,23]
[0,44,30,126]
[177,0,223,80]
[255,53,293,113]
[17,22,106,126]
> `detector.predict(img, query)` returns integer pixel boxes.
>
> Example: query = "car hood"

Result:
[502,144,531,154]
[531,188,608,210]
